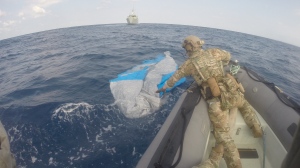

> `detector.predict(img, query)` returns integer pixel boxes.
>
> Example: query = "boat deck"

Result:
[173,98,287,168]
[218,110,286,168]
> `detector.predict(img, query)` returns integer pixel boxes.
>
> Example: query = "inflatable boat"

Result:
[136,61,300,168]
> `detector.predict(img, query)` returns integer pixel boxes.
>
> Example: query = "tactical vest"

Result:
[190,50,243,110]
[190,50,224,82]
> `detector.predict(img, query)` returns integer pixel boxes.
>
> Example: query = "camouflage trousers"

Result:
[236,98,260,129]
[202,98,242,168]
[198,95,261,168]
[221,89,261,136]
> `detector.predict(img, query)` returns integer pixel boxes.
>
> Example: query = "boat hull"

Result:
[137,64,300,168]
[126,16,138,25]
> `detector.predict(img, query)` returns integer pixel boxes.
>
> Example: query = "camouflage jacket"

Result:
[166,48,231,88]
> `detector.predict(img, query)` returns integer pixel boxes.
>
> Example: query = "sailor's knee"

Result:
[0,150,16,168]
[223,144,241,167]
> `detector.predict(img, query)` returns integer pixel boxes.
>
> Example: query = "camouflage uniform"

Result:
[232,94,262,138]
[165,48,242,168]
[162,35,262,168]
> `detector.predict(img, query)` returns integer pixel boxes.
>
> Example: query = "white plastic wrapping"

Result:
[109,51,185,118]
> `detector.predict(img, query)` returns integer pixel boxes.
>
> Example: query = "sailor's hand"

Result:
[156,88,167,93]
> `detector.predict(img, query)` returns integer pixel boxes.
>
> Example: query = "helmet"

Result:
[182,35,204,52]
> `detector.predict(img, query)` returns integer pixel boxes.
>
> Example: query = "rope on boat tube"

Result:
[169,108,188,168]
[153,108,191,168]
[154,81,200,168]
[244,66,300,113]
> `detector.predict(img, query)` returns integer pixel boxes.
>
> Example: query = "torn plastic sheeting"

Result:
[109,51,186,118]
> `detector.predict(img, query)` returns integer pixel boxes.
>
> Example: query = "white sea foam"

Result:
[106,147,116,155]
[103,125,114,132]
[96,134,104,144]
[69,156,80,161]
[132,147,136,156]
[51,102,95,121]
[53,102,94,115]
[48,157,53,165]
[8,126,22,142]
[31,156,37,163]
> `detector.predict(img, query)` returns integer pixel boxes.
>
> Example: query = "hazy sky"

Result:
[1,0,300,47]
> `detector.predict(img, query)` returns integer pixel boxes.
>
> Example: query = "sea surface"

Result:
[0,24,300,168]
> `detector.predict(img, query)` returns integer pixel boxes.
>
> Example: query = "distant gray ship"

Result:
[126,9,138,25]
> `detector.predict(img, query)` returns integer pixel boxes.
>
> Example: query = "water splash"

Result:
[51,102,95,122]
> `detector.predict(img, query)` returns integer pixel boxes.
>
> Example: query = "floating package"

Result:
[109,51,186,118]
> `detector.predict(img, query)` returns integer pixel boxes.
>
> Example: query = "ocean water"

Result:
[0,24,300,168]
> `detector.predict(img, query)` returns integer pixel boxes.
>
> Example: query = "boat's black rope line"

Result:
[169,95,201,168]
[169,108,188,168]
[154,82,201,168]
[153,108,189,168]
[244,66,300,113]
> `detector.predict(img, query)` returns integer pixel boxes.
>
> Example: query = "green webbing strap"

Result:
[230,64,240,75]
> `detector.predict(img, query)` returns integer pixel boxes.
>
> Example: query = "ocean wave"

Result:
[1,24,300,168]
[52,102,95,121]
